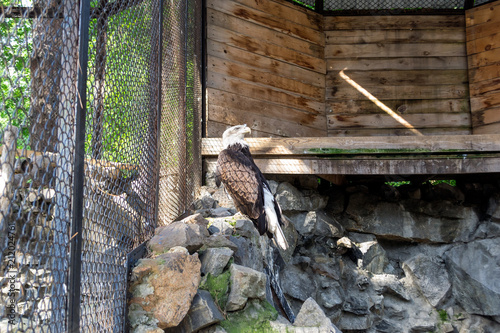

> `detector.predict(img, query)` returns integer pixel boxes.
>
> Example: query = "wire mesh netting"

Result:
[324,0,465,10]
[157,0,202,225]
[1,1,77,331]
[0,0,201,331]
[290,0,494,12]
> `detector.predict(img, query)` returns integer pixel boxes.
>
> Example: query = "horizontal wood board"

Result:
[325,15,471,136]
[204,155,500,175]
[202,134,500,156]
[206,0,326,138]
[466,0,500,134]
[203,134,500,175]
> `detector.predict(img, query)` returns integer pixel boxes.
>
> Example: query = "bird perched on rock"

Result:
[215,124,288,250]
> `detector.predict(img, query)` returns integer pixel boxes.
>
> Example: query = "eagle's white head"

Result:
[222,124,251,148]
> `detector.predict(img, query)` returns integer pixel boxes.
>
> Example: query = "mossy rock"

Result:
[199,269,231,311]
[220,299,279,333]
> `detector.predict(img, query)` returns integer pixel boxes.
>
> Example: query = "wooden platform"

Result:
[202,134,500,176]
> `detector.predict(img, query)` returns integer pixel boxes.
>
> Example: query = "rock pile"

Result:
[128,176,500,333]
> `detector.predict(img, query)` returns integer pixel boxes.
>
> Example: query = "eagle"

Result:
[215,124,289,250]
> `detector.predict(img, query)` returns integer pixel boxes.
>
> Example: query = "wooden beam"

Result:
[202,134,500,156]
[205,155,500,175]
[324,15,465,31]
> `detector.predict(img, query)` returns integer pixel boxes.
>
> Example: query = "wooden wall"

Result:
[466,0,500,134]
[205,0,326,138]
[205,2,480,139]
[325,16,471,136]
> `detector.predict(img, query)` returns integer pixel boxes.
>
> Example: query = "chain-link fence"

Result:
[290,0,495,13]
[0,0,201,331]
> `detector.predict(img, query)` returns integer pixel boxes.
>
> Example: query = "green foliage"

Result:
[385,181,411,187]
[428,179,456,187]
[290,0,314,10]
[219,300,279,333]
[85,5,154,163]
[0,12,32,148]
[385,179,457,187]
[438,309,449,322]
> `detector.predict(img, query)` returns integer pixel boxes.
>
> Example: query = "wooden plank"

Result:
[324,15,465,31]
[202,134,500,156]
[326,83,469,100]
[469,77,500,96]
[472,106,500,127]
[208,25,325,73]
[206,0,324,45]
[231,0,323,31]
[204,156,500,175]
[326,70,468,87]
[325,29,465,45]
[209,56,324,100]
[327,57,468,71]
[207,8,323,58]
[328,128,471,137]
[207,40,325,87]
[207,89,326,129]
[468,47,500,68]
[327,113,471,129]
[326,99,470,115]
[466,19,500,41]
[468,63,500,83]
[325,43,466,59]
[466,32,500,55]
[208,105,325,137]
[472,122,500,134]
[466,1,500,28]
[207,71,324,114]
[471,91,500,111]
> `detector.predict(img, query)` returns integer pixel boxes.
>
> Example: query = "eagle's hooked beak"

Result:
[242,124,252,134]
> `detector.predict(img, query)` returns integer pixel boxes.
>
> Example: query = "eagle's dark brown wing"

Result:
[216,148,265,227]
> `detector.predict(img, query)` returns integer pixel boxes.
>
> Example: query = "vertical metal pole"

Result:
[68,0,90,331]
[464,0,474,9]
[154,0,164,230]
[201,0,207,138]
[315,0,324,14]
[184,0,190,212]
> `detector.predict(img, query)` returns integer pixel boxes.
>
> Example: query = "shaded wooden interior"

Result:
[202,0,500,178]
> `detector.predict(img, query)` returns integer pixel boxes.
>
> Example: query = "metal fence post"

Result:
[67,0,91,331]
[464,0,475,9]
[315,0,324,13]
[155,0,164,226]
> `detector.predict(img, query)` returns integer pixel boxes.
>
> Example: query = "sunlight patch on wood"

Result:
[339,69,423,136]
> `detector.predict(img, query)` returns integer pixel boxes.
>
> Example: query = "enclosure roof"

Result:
[289,0,494,15]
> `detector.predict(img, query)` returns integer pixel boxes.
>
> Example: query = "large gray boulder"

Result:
[275,182,328,212]
[402,254,451,308]
[226,264,267,311]
[288,210,344,237]
[166,290,224,333]
[280,265,317,302]
[149,221,207,254]
[128,251,201,330]
[344,192,479,243]
[200,247,234,276]
[294,298,342,332]
[445,239,500,319]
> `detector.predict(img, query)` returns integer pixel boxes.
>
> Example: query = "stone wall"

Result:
[128,174,500,333]
[266,175,500,332]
